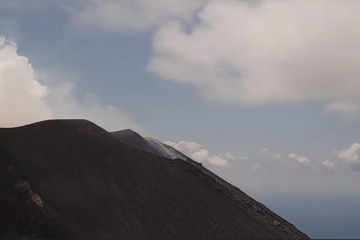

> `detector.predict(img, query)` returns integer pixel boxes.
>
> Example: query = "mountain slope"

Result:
[111,128,311,238]
[111,130,199,165]
[0,120,309,239]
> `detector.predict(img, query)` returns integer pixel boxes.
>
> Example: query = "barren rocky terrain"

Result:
[0,120,310,239]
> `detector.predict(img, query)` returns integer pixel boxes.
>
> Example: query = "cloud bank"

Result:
[164,140,316,170]
[68,0,360,117]
[163,141,358,193]
[148,0,360,115]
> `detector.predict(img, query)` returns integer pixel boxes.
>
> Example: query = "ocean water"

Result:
[251,192,360,239]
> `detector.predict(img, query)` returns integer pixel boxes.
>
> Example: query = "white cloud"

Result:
[337,143,360,172]
[287,153,310,164]
[208,155,228,167]
[250,163,262,171]
[338,142,360,162]
[259,148,269,155]
[322,160,335,170]
[149,0,360,113]
[221,152,236,161]
[72,0,207,32]
[163,140,231,167]
[218,151,247,164]
[191,149,210,163]
[0,36,146,134]
[0,37,53,127]
[274,154,283,160]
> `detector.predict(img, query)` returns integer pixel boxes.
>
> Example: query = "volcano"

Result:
[0,120,309,239]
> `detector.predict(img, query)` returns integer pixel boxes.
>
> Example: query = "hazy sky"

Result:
[1,1,360,238]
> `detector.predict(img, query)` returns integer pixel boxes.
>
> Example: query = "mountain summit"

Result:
[0,120,309,239]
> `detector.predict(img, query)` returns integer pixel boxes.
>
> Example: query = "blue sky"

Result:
[1,1,360,238]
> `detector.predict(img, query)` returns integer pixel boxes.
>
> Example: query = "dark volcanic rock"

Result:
[0,120,310,239]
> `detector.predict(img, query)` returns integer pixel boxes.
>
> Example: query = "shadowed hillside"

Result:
[0,120,309,239]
